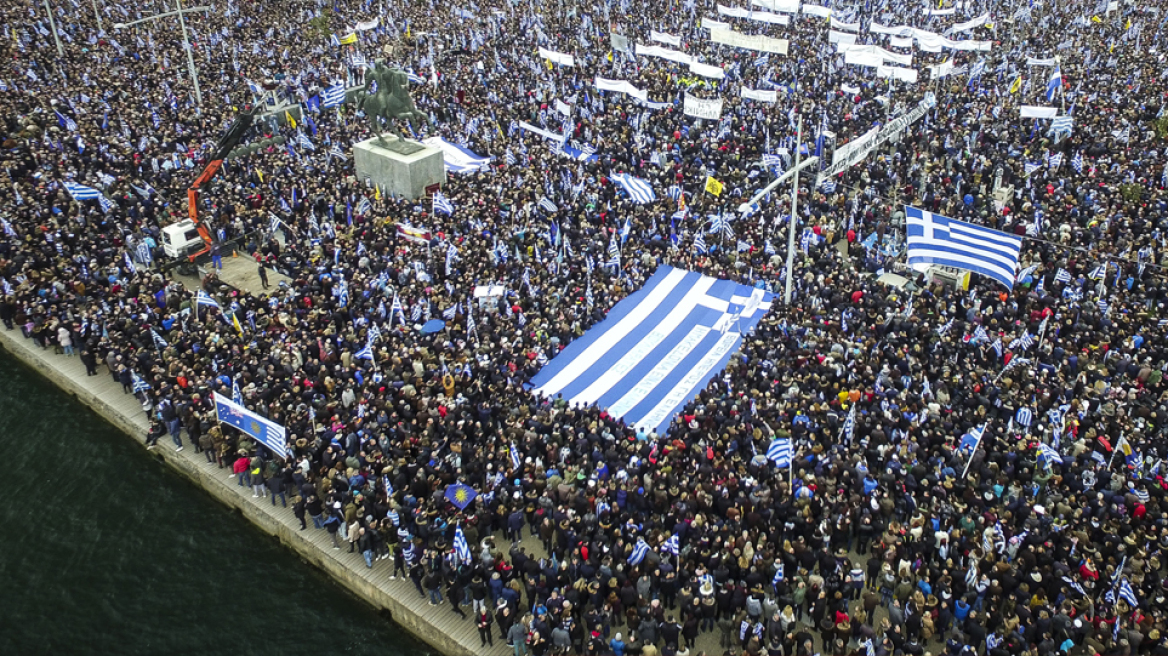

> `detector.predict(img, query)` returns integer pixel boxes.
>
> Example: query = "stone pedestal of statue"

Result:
[352,135,446,200]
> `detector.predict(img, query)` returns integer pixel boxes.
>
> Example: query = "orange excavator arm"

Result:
[185,108,256,260]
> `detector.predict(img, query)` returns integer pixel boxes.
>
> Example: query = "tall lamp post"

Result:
[114,0,211,115]
[739,119,818,307]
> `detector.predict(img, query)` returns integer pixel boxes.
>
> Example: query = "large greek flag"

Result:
[531,266,773,434]
[213,392,288,459]
[905,206,1022,289]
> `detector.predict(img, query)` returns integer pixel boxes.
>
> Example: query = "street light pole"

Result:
[43,0,64,57]
[91,0,102,30]
[113,1,211,115]
[785,116,802,307]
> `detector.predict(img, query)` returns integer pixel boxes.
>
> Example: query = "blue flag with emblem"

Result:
[445,482,478,510]
[213,391,288,459]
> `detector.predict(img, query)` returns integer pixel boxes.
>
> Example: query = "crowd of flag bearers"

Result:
[4,0,1168,654]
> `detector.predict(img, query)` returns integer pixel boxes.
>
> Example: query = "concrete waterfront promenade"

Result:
[0,324,507,656]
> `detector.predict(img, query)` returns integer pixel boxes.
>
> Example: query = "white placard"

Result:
[741,87,778,102]
[709,28,789,54]
[651,30,682,47]
[829,30,857,44]
[595,77,649,102]
[1020,106,1059,118]
[751,0,801,13]
[877,65,919,83]
[683,93,724,119]
[635,43,694,65]
[538,47,575,67]
[830,16,861,32]
[689,61,726,79]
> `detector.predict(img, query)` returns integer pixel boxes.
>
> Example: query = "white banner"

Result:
[948,12,989,33]
[611,33,631,52]
[926,7,956,16]
[1020,106,1059,118]
[741,87,778,102]
[538,48,575,67]
[709,28,789,54]
[845,49,882,67]
[595,77,649,101]
[1026,57,1056,67]
[689,61,726,79]
[870,23,916,37]
[683,93,724,119]
[889,36,914,49]
[751,0,801,12]
[829,30,857,44]
[928,60,956,78]
[651,30,682,47]
[818,95,934,182]
[872,23,992,51]
[746,10,790,24]
[555,99,571,116]
[840,83,860,95]
[833,126,878,164]
[518,121,564,141]
[702,17,731,30]
[830,16,861,32]
[353,17,380,31]
[877,65,919,83]
[635,43,694,65]
[840,44,912,66]
[802,4,832,17]
[717,4,791,25]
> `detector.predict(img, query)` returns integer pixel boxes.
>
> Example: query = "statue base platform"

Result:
[353,135,446,200]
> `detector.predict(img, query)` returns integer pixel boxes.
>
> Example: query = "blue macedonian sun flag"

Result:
[445,482,478,510]
[213,391,288,459]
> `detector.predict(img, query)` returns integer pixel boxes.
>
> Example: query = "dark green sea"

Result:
[0,352,428,655]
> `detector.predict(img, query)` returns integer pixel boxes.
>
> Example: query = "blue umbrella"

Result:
[421,319,446,334]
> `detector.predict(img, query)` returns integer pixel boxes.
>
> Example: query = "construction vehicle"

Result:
[173,107,257,265]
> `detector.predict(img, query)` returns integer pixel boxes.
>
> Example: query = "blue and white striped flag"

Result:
[322,84,346,108]
[538,197,558,213]
[611,173,656,204]
[195,290,220,308]
[131,371,151,394]
[628,537,650,565]
[767,438,793,467]
[906,206,1022,290]
[694,233,708,254]
[1015,407,1033,427]
[432,191,454,216]
[510,443,521,470]
[661,534,680,556]
[453,524,472,564]
[64,182,101,200]
[772,562,784,585]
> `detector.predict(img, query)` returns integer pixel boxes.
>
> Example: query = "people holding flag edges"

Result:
[6,0,1168,651]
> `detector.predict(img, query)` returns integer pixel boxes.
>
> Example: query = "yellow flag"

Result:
[1009,75,1023,94]
[546,59,554,70]
[606,51,613,63]
[374,185,381,201]
[257,169,264,183]
[285,111,297,129]
[678,192,687,212]
[705,176,724,197]
[339,32,358,45]
[1091,15,1101,23]
[232,313,244,335]
[1125,18,1132,29]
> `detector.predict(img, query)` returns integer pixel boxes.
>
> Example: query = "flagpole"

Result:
[961,420,990,480]
[785,115,802,306]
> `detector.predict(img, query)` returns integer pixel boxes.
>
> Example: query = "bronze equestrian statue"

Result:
[358,62,431,148]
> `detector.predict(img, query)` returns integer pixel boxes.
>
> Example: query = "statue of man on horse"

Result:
[358,62,431,148]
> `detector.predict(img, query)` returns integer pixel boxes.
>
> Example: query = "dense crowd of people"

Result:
[2,0,1168,654]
